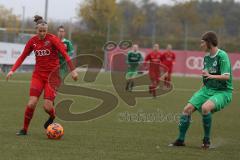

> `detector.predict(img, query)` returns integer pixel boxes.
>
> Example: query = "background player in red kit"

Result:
[161,44,176,88]
[144,44,162,97]
[6,15,78,136]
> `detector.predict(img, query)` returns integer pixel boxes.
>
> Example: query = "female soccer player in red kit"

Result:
[161,44,176,88]
[144,44,162,97]
[6,15,78,135]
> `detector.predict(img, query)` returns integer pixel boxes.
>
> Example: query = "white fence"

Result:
[0,42,35,65]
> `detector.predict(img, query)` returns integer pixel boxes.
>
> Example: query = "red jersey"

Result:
[11,33,74,73]
[161,51,176,67]
[144,51,162,72]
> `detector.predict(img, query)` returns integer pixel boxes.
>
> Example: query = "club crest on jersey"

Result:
[213,60,217,67]
[35,49,50,56]
[44,41,50,46]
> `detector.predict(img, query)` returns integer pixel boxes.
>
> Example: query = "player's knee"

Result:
[183,104,195,115]
[201,105,211,115]
[27,97,38,108]
[43,100,53,111]
[202,100,215,115]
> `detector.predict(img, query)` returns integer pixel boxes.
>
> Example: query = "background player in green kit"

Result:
[57,25,74,79]
[0,64,4,76]
[169,31,233,149]
[125,44,143,92]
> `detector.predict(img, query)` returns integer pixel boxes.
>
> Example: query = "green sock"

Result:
[202,113,212,139]
[178,114,191,141]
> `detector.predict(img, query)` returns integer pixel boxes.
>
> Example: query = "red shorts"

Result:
[149,70,160,81]
[162,64,173,73]
[30,72,60,101]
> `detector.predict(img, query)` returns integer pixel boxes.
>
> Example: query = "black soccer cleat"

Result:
[202,137,211,149]
[168,139,186,147]
[44,117,55,129]
[16,129,27,136]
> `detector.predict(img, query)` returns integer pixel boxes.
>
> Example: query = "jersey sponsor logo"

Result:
[150,55,160,62]
[35,49,51,56]
[151,58,160,63]
[209,67,217,74]
[166,57,173,61]
[186,56,204,70]
[130,57,139,60]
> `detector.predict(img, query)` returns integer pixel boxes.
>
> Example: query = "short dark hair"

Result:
[58,25,64,30]
[201,31,218,49]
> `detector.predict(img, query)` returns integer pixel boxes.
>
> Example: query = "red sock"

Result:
[149,85,152,93]
[153,89,156,97]
[164,77,167,86]
[150,84,156,93]
[152,85,157,97]
[45,107,55,119]
[23,106,35,132]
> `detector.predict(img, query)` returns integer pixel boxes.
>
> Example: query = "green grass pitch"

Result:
[0,72,240,160]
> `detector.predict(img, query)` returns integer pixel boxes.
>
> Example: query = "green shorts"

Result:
[60,65,68,79]
[126,71,138,79]
[188,86,232,113]
[126,65,139,79]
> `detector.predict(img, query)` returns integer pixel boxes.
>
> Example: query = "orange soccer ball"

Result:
[46,123,64,140]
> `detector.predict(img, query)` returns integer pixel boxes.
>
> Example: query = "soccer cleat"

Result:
[44,117,55,129]
[16,129,27,136]
[168,139,186,147]
[201,138,211,149]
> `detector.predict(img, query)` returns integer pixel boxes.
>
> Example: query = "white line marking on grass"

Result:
[0,80,239,94]
[0,79,30,84]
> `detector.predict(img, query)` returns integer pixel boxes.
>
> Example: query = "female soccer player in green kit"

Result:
[169,31,233,149]
[0,66,4,76]
[125,44,143,92]
[57,25,74,79]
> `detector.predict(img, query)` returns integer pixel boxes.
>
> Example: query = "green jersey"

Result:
[59,38,74,78]
[203,49,233,91]
[59,38,74,66]
[127,51,143,68]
